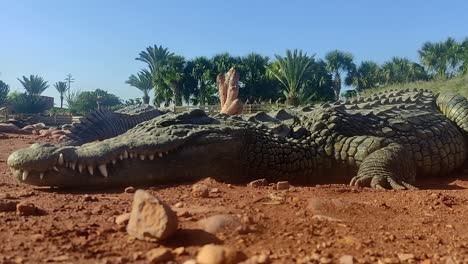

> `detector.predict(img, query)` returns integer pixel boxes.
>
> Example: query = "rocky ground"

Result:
[0,134,467,264]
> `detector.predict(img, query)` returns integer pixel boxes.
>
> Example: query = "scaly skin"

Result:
[7,89,468,189]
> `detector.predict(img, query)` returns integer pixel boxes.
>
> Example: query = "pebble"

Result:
[83,194,98,202]
[192,183,210,198]
[124,186,136,193]
[115,213,131,225]
[145,247,173,263]
[198,214,240,234]
[126,190,178,242]
[339,255,354,264]
[196,244,247,264]
[276,181,290,190]
[248,179,268,188]
[172,247,185,256]
[0,199,18,212]
[397,253,415,262]
[16,201,40,216]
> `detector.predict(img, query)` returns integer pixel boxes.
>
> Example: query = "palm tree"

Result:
[191,56,214,105]
[382,57,428,84]
[266,49,314,106]
[136,45,174,104]
[325,50,355,99]
[162,55,185,106]
[459,38,468,75]
[418,37,462,78]
[53,81,68,108]
[345,61,381,92]
[17,75,49,96]
[212,53,240,75]
[126,69,153,104]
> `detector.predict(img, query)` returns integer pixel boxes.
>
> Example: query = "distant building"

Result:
[41,95,54,110]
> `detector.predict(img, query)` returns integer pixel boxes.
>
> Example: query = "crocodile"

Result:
[7,89,468,189]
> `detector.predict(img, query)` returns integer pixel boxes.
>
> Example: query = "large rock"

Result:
[0,123,27,134]
[126,190,178,242]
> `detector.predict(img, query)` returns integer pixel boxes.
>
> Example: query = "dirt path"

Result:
[0,134,467,263]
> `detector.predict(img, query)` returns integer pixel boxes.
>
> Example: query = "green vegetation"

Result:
[130,37,467,107]
[0,80,9,106]
[369,73,468,98]
[53,81,68,108]
[266,49,315,105]
[325,50,355,98]
[67,89,121,115]
[125,70,153,104]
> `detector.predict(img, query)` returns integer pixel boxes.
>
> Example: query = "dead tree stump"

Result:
[216,67,243,115]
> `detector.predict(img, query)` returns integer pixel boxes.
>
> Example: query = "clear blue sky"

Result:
[1,0,467,105]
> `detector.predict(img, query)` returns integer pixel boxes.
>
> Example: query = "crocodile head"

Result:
[7,110,257,188]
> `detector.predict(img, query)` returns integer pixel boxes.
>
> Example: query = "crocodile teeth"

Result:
[87,165,94,176]
[53,166,59,172]
[78,164,84,173]
[139,155,145,160]
[112,159,117,165]
[22,170,29,181]
[39,173,44,180]
[149,154,154,160]
[98,164,108,178]
[71,162,76,170]
[119,154,124,160]
[123,150,129,159]
[158,152,163,158]
[129,152,135,159]
[58,153,64,166]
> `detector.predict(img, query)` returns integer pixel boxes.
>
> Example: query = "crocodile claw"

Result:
[350,175,418,190]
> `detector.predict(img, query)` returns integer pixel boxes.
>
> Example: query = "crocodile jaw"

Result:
[8,132,246,188]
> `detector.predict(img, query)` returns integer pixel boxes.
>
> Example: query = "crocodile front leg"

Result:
[350,143,417,190]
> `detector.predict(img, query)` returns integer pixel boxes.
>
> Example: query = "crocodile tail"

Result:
[64,108,164,144]
[436,93,468,143]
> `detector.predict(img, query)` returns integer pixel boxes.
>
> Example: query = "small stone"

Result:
[276,181,290,190]
[196,244,247,264]
[124,186,136,193]
[210,188,220,194]
[0,199,18,212]
[339,255,355,264]
[248,179,268,188]
[198,214,241,234]
[192,183,209,198]
[320,257,332,264]
[126,190,178,242]
[397,253,415,262]
[83,194,98,202]
[172,247,185,256]
[115,213,131,225]
[177,210,191,217]
[16,201,40,216]
[145,247,173,263]
[174,202,185,208]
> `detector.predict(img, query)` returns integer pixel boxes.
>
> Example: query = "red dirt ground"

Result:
[0,134,467,263]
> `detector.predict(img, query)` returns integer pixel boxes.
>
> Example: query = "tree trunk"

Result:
[172,82,182,106]
[216,67,243,115]
[333,72,341,99]
[60,95,64,108]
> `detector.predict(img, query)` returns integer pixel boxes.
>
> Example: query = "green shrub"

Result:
[67,89,121,115]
